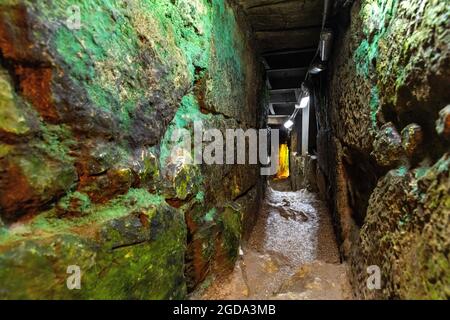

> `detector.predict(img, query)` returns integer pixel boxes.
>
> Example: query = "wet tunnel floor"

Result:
[193,180,353,300]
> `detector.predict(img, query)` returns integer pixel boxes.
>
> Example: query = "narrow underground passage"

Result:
[0,0,448,301]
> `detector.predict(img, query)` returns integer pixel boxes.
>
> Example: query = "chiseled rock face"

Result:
[436,105,450,140]
[323,0,449,299]
[0,0,264,299]
[359,155,450,299]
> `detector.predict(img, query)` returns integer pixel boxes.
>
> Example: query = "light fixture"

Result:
[308,61,326,74]
[283,119,294,129]
[319,29,333,61]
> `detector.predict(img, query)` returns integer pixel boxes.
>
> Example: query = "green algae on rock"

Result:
[0,68,31,136]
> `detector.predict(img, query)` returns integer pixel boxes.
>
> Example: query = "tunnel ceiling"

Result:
[237,0,324,119]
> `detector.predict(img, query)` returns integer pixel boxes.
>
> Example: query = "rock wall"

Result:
[0,0,266,299]
[319,0,449,299]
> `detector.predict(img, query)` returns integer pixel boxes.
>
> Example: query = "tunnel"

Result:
[0,0,449,301]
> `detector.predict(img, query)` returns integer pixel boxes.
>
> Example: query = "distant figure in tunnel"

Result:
[276,144,290,179]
